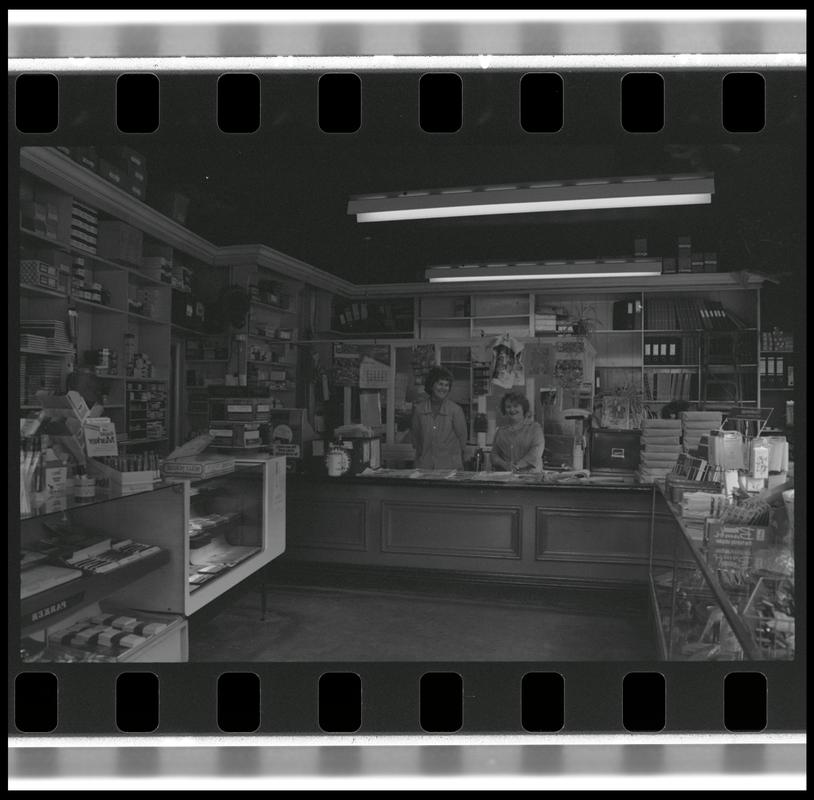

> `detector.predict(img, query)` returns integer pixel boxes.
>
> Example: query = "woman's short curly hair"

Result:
[424,365,455,396]
[500,391,530,416]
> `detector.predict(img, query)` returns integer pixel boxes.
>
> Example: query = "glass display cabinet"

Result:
[18,454,286,662]
[648,484,795,661]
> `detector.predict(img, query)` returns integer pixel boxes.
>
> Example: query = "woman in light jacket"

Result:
[491,391,545,473]
[411,366,468,469]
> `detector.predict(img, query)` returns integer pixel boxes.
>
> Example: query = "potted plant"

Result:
[567,302,602,337]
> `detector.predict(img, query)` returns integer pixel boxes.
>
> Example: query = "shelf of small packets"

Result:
[651,484,794,661]
[19,483,186,663]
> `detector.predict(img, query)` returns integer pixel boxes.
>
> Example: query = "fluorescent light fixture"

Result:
[425,258,664,283]
[348,174,714,222]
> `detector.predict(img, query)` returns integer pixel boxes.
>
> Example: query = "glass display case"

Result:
[648,484,795,660]
[180,455,286,614]
[18,454,287,661]
[19,483,186,663]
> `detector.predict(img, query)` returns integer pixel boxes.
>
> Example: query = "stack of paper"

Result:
[637,418,682,482]
[681,410,723,454]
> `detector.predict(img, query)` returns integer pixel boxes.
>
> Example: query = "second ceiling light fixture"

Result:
[347,174,715,223]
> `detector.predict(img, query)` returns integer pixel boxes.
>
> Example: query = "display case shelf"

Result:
[21,549,171,638]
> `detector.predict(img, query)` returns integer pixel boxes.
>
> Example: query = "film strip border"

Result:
[6,10,808,60]
[10,69,790,136]
[12,663,803,734]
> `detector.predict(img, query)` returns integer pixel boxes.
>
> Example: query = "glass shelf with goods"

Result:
[19,483,187,663]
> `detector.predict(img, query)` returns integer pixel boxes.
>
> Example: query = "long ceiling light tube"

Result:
[425,259,664,283]
[348,174,714,222]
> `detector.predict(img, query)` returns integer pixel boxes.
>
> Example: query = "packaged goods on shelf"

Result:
[215,397,273,422]
[209,420,264,449]
[31,607,182,663]
[20,563,83,599]
[171,264,193,292]
[64,146,99,172]
[88,455,162,495]
[64,537,163,573]
[21,319,72,352]
[70,200,98,254]
[97,158,126,189]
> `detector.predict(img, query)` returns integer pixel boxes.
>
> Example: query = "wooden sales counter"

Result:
[282,471,678,590]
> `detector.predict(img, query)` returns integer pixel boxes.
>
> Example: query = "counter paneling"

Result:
[381,502,522,559]
[283,474,676,589]
[287,499,368,551]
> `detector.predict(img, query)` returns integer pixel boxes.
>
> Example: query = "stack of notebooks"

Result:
[681,410,723,454]
[637,418,682,483]
[679,492,728,542]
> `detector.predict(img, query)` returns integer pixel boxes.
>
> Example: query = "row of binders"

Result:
[643,370,696,401]
[643,337,688,365]
[644,297,747,331]
[760,355,793,388]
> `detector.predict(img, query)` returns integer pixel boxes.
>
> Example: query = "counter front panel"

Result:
[284,472,673,589]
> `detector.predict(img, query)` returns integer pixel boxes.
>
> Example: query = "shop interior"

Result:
[15,69,802,664]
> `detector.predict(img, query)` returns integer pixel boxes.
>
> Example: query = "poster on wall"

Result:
[409,344,436,394]
[491,334,525,389]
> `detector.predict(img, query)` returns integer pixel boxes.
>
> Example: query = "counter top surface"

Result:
[289,469,652,491]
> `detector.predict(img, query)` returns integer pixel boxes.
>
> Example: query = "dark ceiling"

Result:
[106,71,805,287]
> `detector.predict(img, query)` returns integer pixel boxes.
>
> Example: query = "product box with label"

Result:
[98,158,125,188]
[221,398,272,422]
[88,458,160,496]
[67,146,99,173]
[705,521,769,571]
[208,421,264,449]
[161,453,236,481]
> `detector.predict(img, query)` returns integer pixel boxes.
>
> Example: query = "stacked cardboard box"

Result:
[681,410,723,454]
[637,418,682,483]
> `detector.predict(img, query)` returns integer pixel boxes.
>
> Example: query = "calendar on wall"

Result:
[359,356,390,389]
[332,343,392,388]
